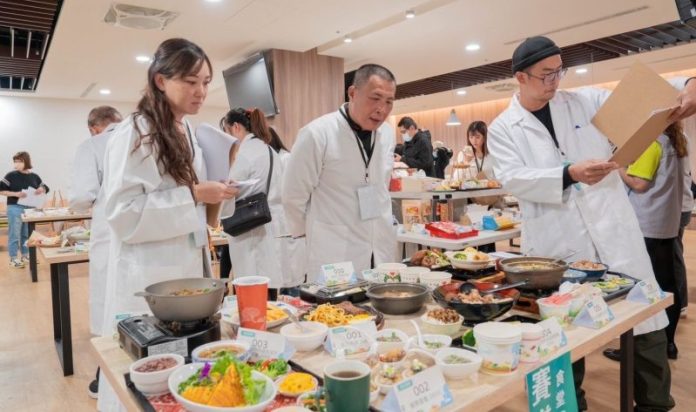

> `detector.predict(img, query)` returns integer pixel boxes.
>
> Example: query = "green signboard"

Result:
[526,352,578,412]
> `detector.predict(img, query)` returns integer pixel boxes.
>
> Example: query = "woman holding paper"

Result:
[220,108,284,289]
[0,151,49,268]
[619,121,688,360]
[98,38,237,410]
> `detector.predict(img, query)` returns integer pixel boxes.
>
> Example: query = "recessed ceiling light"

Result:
[575,68,589,74]
[344,35,352,43]
[136,55,151,63]
[99,89,111,95]
[405,10,416,19]
[205,0,223,3]
[456,89,467,96]
[465,43,481,52]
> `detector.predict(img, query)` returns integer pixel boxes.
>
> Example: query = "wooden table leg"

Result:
[620,329,634,412]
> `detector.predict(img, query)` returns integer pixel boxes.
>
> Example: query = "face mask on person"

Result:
[402,133,412,142]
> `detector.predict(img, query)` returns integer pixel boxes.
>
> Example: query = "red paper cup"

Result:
[232,276,269,331]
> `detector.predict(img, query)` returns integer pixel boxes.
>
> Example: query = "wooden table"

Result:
[22,211,91,282]
[39,246,89,376]
[91,294,671,412]
[398,227,521,253]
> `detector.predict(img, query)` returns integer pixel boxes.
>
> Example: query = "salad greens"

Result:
[252,358,289,379]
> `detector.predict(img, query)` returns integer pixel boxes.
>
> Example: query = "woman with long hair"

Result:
[220,108,285,291]
[615,121,688,361]
[465,120,495,179]
[98,38,237,409]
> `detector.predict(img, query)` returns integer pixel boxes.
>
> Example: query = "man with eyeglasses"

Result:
[488,36,696,411]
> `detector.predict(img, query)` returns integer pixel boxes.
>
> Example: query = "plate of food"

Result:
[409,249,450,269]
[445,248,494,270]
[299,301,384,329]
[221,302,292,328]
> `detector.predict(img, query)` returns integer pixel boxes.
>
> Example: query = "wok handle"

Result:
[481,280,528,294]
[133,291,152,298]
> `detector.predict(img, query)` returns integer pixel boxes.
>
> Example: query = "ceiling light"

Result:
[99,89,111,95]
[344,35,352,43]
[465,43,481,52]
[405,10,416,19]
[446,109,461,126]
[205,0,223,2]
[135,55,151,63]
[575,67,589,74]
[456,89,467,96]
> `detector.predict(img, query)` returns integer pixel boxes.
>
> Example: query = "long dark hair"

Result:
[268,127,289,153]
[133,38,212,191]
[467,120,488,157]
[665,122,688,158]
[221,108,272,144]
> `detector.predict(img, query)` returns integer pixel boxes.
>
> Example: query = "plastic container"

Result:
[376,263,407,283]
[519,323,543,363]
[537,297,572,328]
[473,322,522,375]
[400,266,430,283]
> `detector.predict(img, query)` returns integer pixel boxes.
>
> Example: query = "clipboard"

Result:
[591,61,679,167]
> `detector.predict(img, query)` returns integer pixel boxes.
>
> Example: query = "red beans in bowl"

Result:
[134,356,178,373]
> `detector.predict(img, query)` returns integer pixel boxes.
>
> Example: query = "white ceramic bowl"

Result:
[169,363,276,412]
[435,347,482,380]
[274,407,313,412]
[420,311,464,336]
[192,340,252,363]
[277,373,319,397]
[129,353,184,395]
[400,267,430,283]
[374,328,409,346]
[376,263,407,282]
[376,344,407,370]
[419,271,452,290]
[444,251,494,270]
[280,321,329,352]
[408,334,453,354]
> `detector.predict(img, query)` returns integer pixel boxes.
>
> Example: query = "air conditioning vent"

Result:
[104,3,179,31]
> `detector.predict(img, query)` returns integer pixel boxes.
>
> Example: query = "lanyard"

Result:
[474,154,485,173]
[339,107,376,183]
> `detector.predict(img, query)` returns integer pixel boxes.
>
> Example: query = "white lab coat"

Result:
[488,80,686,336]
[67,122,117,335]
[276,149,307,287]
[283,108,397,279]
[97,115,210,412]
[220,135,284,288]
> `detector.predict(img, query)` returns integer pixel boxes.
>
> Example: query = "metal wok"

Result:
[499,257,569,290]
[134,277,227,322]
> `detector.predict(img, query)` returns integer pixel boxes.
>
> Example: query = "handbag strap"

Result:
[265,145,274,194]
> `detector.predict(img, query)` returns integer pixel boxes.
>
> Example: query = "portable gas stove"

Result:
[118,314,221,360]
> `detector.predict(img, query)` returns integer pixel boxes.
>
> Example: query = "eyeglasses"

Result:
[525,67,568,85]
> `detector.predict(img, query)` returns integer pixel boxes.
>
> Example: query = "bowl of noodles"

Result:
[300,302,380,328]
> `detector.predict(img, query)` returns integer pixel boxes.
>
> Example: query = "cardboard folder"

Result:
[591,61,679,167]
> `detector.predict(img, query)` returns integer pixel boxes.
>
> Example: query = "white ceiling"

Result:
[0,0,691,114]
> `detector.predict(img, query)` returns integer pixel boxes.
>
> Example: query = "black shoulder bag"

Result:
[221,146,274,237]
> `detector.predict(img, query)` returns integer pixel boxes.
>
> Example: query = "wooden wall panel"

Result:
[269,48,344,148]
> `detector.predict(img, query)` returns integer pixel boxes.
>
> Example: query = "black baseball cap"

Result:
[512,36,561,74]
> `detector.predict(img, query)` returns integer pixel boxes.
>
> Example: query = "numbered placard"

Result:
[381,366,453,412]
[537,318,567,358]
[627,279,665,305]
[573,295,615,329]
[321,262,355,286]
[326,326,372,357]
[237,328,294,362]
[361,269,379,283]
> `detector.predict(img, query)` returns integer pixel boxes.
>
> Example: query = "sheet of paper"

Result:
[591,61,679,167]
[18,187,47,208]
[195,123,239,182]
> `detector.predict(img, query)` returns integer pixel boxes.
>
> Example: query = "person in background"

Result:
[609,122,688,361]
[0,152,49,268]
[68,105,122,399]
[269,127,306,294]
[432,140,453,179]
[676,148,693,318]
[395,116,433,176]
[394,143,404,157]
[283,64,397,279]
[219,108,284,293]
[487,35,696,411]
[465,121,496,180]
[98,38,237,410]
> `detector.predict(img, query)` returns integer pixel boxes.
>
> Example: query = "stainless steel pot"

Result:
[134,278,227,322]
[500,257,569,290]
[366,283,430,315]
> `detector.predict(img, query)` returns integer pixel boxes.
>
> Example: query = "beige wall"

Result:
[269,48,344,148]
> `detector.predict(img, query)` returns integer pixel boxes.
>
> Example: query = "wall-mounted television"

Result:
[222,51,278,116]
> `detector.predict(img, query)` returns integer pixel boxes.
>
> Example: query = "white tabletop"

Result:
[397,227,521,250]
[390,188,506,200]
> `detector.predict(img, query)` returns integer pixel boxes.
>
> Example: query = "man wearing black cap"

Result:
[488,36,696,411]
